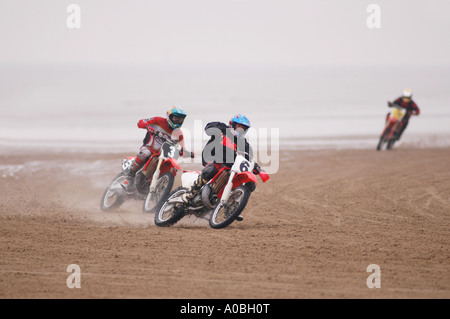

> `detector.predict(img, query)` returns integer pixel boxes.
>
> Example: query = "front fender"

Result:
[232,171,257,189]
[161,158,181,174]
[216,171,257,199]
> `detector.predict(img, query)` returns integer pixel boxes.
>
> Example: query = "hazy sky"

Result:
[1,0,449,67]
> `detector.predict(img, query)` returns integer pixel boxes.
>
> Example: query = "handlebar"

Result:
[150,130,178,146]
[236,147,265,174]
[149,130,194,157]
[388,102,417,116]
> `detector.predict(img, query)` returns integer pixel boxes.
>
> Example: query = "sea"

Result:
[1,63,449,155]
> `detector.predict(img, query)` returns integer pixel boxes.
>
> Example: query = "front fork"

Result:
[149,157,163,193]
[220,171,236,205]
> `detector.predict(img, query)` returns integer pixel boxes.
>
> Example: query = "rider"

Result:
[387,89,420,141]
[122,106,194,193]
[181,114,261,221]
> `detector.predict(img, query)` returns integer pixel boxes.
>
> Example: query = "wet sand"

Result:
[1,147,449,299]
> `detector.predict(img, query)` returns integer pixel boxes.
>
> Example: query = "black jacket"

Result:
[201,121,253,167]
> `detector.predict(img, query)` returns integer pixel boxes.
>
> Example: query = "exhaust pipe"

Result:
[201,185,215,210]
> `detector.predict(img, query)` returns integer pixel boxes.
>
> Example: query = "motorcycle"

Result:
[155,149,270,229]
[100,131,184,212]
[377,106,408,151]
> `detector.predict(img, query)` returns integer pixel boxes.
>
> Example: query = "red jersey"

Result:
[393,97,420,116]
[137,117,184,152]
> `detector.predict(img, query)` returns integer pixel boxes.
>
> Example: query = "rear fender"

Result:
[181,171,200,188]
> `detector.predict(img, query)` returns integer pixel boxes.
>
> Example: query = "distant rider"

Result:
[122,106,194,193]
[181,114,261,221]
[387,89,420,141]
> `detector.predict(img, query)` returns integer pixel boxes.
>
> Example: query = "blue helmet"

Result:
[167,106,187,129]
[229,114,250,137]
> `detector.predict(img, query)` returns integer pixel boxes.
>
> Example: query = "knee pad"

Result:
[136,147,151,163]
[132,147,151,171]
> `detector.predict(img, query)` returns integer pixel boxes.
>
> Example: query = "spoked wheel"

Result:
[100,172,128,211]
[143,172,174,213]
[209,186,250,229]
[154,187,187,227]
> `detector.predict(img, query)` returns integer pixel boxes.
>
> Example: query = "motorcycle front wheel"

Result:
[209,186,250,229]
[143,172,174,213]
[376,127,390,151]
[387,138,396,150]
[154,187,187,227]
[100,172,127,211]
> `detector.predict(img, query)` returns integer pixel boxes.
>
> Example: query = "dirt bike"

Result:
[100,131,184,212]
[377,106,408,151]
[155,149,270,229]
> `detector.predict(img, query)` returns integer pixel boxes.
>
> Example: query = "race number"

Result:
[161,142,180,159]
[232,154,254,173]
[122,159,132,171]
[239,160,250,172]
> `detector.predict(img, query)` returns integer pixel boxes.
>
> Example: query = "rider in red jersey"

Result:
[122,106,194,192]
[387,89,420,141]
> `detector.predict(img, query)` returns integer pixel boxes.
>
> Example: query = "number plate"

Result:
[161,142,180,159]
[122,159,133,171]
[233,155,254,173]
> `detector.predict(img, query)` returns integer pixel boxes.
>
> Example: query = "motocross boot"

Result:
[121,172,136,193]
[181,175,207,204]
[121,161,140,193]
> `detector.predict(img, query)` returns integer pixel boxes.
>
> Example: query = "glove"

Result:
[147,126,156,135]
[181,149,195,158]
[252,163,261,175]
[388,101,393,107]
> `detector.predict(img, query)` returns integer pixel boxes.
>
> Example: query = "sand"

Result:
[0,146,449,299]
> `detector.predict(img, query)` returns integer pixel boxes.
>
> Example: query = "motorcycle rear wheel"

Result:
[143,172,174,213]
[209,186,250,229]
[100,172,127,211]
[154,187,187,227]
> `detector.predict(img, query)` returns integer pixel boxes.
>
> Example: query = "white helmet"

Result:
[402,89,412,98]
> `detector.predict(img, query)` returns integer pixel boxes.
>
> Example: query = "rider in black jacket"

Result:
[181,115,260,211]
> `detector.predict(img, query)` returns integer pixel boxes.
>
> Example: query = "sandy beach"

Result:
[1,146,449,299]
